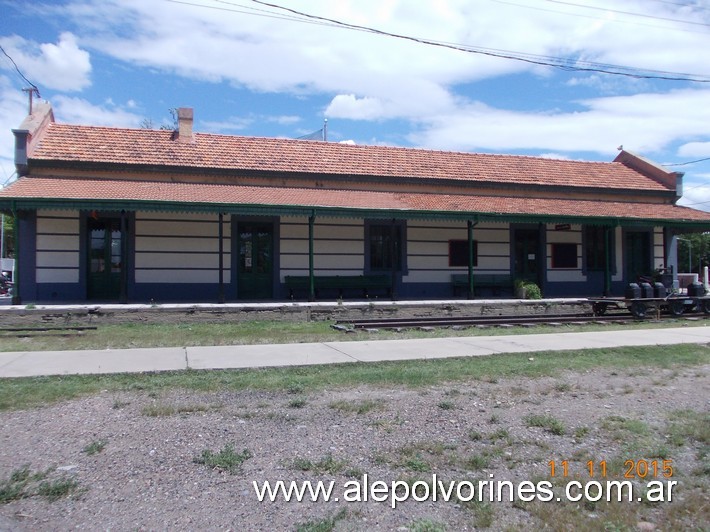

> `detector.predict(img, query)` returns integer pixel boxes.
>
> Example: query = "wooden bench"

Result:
[451,273,513,297]
[284,275,391,299]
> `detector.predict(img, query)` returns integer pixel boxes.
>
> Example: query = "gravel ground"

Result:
[0,363,708,531]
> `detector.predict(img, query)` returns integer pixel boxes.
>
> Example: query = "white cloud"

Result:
[0,76,28,185]
[326,94,386,120]
[678,142,710,159]
[42,0,707,157]
[52,96,142,127]
[408,88,710,157]
[0,33,91,92]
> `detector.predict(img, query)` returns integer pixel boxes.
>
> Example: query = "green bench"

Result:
[284,275,392,299]
[451,273,513,297]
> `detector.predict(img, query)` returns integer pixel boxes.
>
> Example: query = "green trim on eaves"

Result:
[0,197,709,229]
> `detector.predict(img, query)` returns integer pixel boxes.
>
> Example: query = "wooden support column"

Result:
[218,212,225,303]
[604,226,612,296]
[308,212,315,302]
[11,204,20,305]
[467,220,475,299]
[120,210,128,304]
[390,218,397,301]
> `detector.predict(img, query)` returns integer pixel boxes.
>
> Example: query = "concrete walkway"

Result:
[1,326,709,378]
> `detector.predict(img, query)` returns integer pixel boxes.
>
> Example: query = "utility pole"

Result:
[22,87,40,114]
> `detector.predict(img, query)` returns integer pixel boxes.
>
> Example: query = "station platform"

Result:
[0,297,593,327]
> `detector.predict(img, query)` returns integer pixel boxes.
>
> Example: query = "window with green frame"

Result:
[368,222,403,271]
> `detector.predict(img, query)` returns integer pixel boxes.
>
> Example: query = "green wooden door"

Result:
[237,223,273,299]
[88,218,123,300]
[625,231,651,282]
[513,228,540,283]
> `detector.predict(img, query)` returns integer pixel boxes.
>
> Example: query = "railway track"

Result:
[334,312,708,330]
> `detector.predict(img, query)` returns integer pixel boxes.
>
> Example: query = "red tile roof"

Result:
[28,123,674,192]
[3,177,709,223]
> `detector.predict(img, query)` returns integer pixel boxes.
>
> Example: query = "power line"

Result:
[544,0,710,28]
[246,0,710,82]
[665,156,710,166]
[0,44,40,96]
[491,0,708,34]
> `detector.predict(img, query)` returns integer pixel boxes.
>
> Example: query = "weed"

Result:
[410,518,446,532]
[469,429,483,441]
[464,453,490,471]
[288,398,307,408]
[194,444,252,474]
[554,382,572,392]
[37,477,84,502]
[329,399,385,415]
[458,497,495,528]
[82,440,106,456]
[296,508,347,532]
[489,428,511,443]
[0,466,83,504]
[142,403,176,417]
[0,465,31,503]
[489,414,500,424]
[291,454,347,475]
[438,400,455,410]
[112,400,130,409]
[403,454,431,473]
[524,414,565,435]
[574,426,590,440]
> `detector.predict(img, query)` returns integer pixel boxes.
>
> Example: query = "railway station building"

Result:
[2,103,710,304]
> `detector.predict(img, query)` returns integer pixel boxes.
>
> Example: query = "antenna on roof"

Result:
[323,118,327,142]
[22,87,40,115]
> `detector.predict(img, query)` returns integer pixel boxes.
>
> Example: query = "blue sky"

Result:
[1,0,710,211]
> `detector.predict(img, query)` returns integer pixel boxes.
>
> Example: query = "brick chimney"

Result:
[176,107,194,143]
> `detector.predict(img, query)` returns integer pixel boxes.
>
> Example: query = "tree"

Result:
[0,214,14,258]
[677,232,710,274]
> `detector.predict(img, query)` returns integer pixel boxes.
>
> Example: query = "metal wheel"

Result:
[669,300,685,317]
[592,303,607,316]
[702,299,710,315]
[629,301,647,319]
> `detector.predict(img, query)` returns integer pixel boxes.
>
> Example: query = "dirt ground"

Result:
[0,363,708,531]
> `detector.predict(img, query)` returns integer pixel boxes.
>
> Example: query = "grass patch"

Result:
[0,465,82,504]
[36,477,84,502]
[0,344,708,411]
[410,518,446,532]
[194,444,252,474]
[291,454,347,475]
[82,440,106,456]
[1,319,706,353]
[437,400,455,410]
[296,508,348,532]
[288,398,307,408]
[329,398,386,414]
[524,414,566,435]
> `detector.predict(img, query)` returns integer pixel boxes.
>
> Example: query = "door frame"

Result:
[510,224,545,291]
[80,210,133,302]
[623,228,653,284]
[231,216,280,300]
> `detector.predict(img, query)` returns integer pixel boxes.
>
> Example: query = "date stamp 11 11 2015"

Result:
[548,459,674,479]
